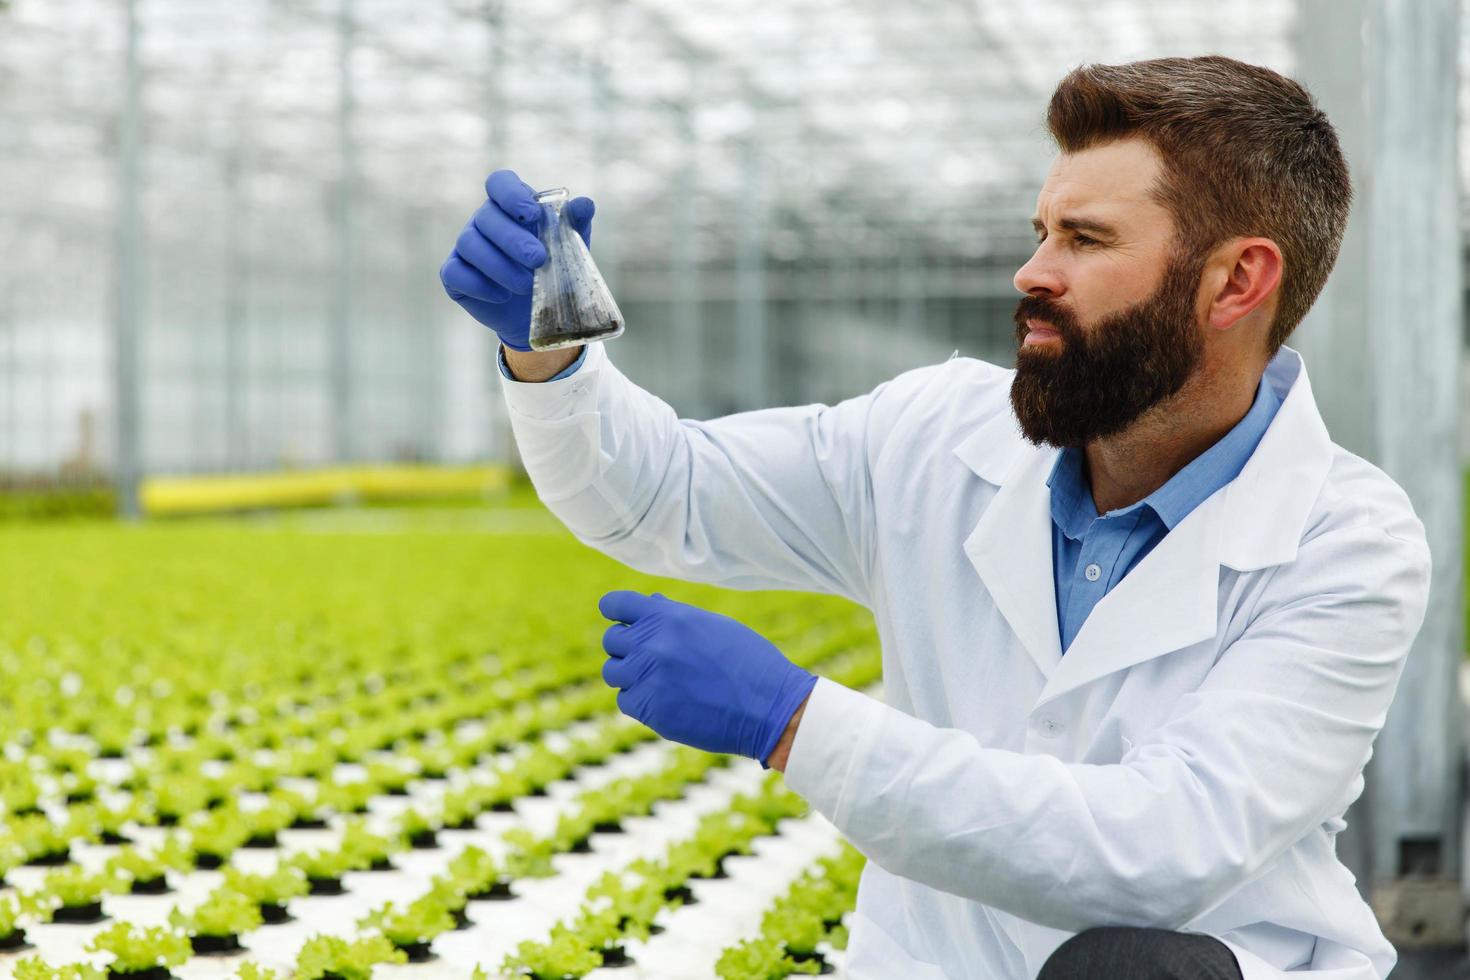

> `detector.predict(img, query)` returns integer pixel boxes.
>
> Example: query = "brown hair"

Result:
[1045,55,1351,358]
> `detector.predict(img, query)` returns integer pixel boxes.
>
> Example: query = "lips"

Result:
[1023,320,1060,346]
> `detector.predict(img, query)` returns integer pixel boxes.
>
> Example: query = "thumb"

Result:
[566,196,595,248]
[599,589,653,625]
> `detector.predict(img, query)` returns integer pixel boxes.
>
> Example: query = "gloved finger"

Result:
[601,650,640,689]
[485,169,541,225]
[599,590,654,625]
[602,622,639,658]
[454,222,534,296]
[440,253,511,304]
[615,688,646,724]
[565,196,596,248]
[470,197,547,271]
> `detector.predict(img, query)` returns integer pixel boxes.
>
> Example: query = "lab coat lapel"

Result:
[953,408,1064,680]
[949,344,1333,707]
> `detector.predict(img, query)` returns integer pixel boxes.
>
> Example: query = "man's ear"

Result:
[1206,237,1282,333]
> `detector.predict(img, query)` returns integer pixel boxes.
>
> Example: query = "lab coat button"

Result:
[1036,716,1065,739]
[1084,563,1101,582]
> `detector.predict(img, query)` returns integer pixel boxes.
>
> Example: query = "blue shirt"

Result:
[1048,375,1282,653]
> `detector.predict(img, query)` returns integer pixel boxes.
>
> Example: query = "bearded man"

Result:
[442,54,1432,980]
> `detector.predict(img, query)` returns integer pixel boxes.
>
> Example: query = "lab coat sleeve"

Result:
[782,521,1432,932]
[499,340,943,604]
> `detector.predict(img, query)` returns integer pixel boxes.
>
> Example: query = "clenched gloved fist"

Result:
[599,591,817,767]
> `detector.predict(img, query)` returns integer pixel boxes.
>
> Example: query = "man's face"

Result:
[1010,139,1208,449]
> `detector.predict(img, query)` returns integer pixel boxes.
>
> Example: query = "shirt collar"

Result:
[1046,373,1283,539]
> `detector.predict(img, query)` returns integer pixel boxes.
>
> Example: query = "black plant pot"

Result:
[393,940,435,963]
[787,950,834,975]
[27,849,71,867]
[599,945,634,968]
[243,832,279,849]
[489,801,516,813]
[259,903,293,924]
[663,884,697,905]
[366,856,396,872]
[307,876,346,895]
[385,787,410,797]
[591,820,624,834]
[408,831,438,849]
[99,831,132,846]
[290,816,329,830]
[194,854,225,870]
[0,928,30,951]
[615,915,663,936]
[687,863,729,881]
[108,968,173,980]
[53,902,106,924]
[567,836,593,854]
[466,880,515,901]
[451,907,471,930]
[130,876,170,895]
[441,816,478,831]
[191,933,244,956]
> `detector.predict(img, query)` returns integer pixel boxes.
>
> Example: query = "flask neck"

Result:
[534,187,569,213]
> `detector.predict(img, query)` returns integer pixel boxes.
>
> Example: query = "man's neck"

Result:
[1083,359,1265,516]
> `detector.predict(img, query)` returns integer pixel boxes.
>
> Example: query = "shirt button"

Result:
[1084,563,1102,582]
[1036,716,1066,739]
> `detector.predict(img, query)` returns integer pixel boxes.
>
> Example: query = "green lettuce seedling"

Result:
[714,937,820,980]
[169,888,262,938]
[12,956,107,980]
[222,866,309,906]
[86,922,191,974]
[358,894,455,947]
[501,828,557,879]
[501,926,601,980]
[294,933,406,980]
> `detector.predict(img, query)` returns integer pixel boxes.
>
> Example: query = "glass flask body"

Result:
[527,187,625,352]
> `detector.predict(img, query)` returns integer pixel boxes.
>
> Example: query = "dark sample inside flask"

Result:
[528,186,625,352]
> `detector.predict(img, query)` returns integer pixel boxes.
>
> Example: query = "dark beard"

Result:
[1009,248,1208,449]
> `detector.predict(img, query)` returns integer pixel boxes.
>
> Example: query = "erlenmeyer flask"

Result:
[527,187,625,351]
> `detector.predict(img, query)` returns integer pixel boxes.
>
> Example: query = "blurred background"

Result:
[3,0,1469,964]
[0,0,1310,485]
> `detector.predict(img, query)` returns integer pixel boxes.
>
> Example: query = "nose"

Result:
[1014,243,1064,298]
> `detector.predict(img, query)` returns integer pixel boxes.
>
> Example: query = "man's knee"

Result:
[1039,926,1243,980]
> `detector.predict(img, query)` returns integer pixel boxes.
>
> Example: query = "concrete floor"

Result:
[1391,947,1470,978]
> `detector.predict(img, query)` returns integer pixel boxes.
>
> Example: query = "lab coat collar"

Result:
[950,345,1334,705]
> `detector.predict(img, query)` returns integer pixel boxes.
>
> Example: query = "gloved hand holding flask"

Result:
[439,169,620,352]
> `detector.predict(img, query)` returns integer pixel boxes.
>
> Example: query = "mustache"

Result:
[1014,297,1077,342]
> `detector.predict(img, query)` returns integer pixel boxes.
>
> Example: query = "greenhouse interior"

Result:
[1,0,1469,977]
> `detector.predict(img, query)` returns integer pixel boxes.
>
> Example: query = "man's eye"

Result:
[1033,234,1099,247]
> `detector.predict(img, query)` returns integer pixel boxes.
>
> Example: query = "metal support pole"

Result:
[736,137,768,409]
[1294,0,1465,946]
[113,0,142,518]
[330,0,356,463]
[672,103,703,417]
[223,139,248,472]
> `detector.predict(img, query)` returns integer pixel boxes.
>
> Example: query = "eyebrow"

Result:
[1030,215,1121,238]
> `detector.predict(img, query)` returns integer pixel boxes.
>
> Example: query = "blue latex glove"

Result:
[599,591,818,767]
[439,169,596,351]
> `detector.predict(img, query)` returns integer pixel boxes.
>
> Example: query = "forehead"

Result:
[1032,138,1171,231]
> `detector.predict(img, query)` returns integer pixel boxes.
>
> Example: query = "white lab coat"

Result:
[500,341,1432,980]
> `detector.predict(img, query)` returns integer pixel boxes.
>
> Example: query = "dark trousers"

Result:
[1039,926,1245,980]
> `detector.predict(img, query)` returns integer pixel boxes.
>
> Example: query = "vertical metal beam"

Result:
[113,0,142,518]
[672,101,703,417]
[330,0,356,463]
[736,137,768,409]
[223,135,248,472]
[1294,0,1465,929]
